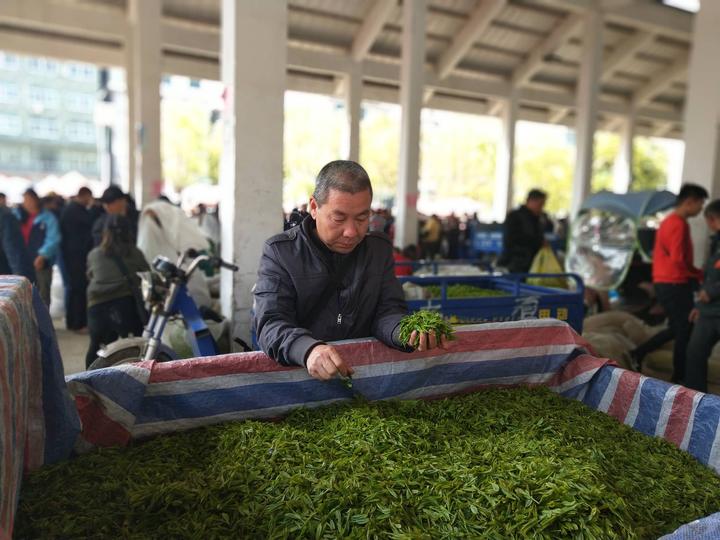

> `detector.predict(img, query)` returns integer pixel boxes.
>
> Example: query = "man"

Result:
[498,189,547,273]
[652,183,708,383]
[421,214,442,259]
[253,160,447,381]
[0,204,35,281]
[0,192,7,208]
[92,186,130,247]
[60,187,95,331]
[684,200,720,392]
[13,189,61,306]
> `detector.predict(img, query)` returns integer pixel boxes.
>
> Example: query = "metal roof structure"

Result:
[0,0,692,138]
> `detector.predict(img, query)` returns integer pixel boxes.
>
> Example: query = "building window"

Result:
[65,92,96,113]
[65,121,95,143]
[0,114,22,136]
[29,86,59,109]
[28,117,59,140]
[35,149,59,172]
[64,62,97,82]
[0,53,19,71]
[0,81,19,104]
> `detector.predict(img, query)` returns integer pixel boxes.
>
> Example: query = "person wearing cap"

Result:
[85,214,149,368]
[13,188,61,306]
[92,186,136,247]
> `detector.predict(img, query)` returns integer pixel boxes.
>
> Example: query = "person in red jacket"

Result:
[650,183,708,383]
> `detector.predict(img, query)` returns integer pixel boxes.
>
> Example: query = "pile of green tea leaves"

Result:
[398,309,455,346]
[425,284,509,299]
[15,387,720,539]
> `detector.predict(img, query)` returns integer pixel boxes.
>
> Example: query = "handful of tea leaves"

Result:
[398,309,455,346]
[15,387,720,539]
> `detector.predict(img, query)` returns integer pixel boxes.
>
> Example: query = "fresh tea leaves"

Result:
[398,310,455,347]
[425,284,509,299]
[15,387,720,539]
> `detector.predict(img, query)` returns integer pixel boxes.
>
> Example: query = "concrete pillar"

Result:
[127,0,162,207]
[612,113,635,193]
[570,9,603,217]
[219,0,287,340]
[395,0,426,248]
[681,1,720,265]
[492,94,518,222]
[343,62,362,162]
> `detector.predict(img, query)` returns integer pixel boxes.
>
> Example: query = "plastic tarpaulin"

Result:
[0,277,80,540]
[580,190,677,220]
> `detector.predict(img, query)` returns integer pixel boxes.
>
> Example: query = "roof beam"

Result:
[600,30,654,82]
[0,0,126,42]
[604,2,692,41]
[653,122,676,138]
[632,57,687,108]
[511,13,583,87]
[436,0,506,80]
[350,0,397,62]
[548,108,570,123]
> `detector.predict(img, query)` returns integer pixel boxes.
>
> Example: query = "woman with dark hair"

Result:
[85,214,149,368]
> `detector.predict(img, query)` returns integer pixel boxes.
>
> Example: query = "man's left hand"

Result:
[408,330,450,352]
[33,256,45,271]
[698,290,711,304]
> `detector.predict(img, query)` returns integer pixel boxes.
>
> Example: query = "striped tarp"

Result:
[64,318,720,477]
[0,276,79,540]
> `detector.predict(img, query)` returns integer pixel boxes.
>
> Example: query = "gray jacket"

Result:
[253,217,409,367]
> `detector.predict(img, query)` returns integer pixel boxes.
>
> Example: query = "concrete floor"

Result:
[53,318,89,375]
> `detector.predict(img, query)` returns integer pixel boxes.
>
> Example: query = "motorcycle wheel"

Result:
[88,343,177,370]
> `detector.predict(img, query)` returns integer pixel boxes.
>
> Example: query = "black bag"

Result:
[110,254,149,326]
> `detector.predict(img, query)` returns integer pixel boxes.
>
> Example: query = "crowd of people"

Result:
[0,186,212,368]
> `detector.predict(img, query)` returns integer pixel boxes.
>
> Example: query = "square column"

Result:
[492,94,518,222]
[681,1,720,265]
[570,10,604,217]
[127,0,162,207]
[343,62,362,162]
[220,0,287,340]
[395,0,426,248]
[612,113,635,193]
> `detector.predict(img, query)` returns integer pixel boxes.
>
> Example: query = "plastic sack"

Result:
[527,247,568,289]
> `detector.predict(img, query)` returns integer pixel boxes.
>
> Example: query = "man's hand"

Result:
[306,344,354,381]
[407,331,451,352]
[698,290,711,304]
[689,308,700,323]
[33,255,45,271]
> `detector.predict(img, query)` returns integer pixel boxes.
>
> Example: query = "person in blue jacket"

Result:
[0,205,36,282]
[13,189,61,306]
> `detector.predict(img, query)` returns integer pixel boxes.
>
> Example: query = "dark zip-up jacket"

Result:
[699,234,720,318]
[253,217,409,367]
[0,207,35,281]
[498,205,544,273]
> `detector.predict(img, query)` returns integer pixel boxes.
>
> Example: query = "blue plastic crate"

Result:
[399,273,585,333]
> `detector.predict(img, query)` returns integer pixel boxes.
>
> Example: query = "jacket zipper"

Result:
[337,289,342,325]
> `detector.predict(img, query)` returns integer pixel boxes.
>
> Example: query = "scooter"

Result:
[88,249,238,370]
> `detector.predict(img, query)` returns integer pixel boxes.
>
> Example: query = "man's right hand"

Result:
[306,344,354,381]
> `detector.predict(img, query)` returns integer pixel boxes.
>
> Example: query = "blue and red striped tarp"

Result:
[0,276,79,540]
[65,318,720,478]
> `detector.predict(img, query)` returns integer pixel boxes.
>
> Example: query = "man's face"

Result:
[706,214,720,233]
[0,196,6,207]
[526,197,546,216]
[310,189,372,254]
[686,198,705,218]
[105,198,127,215]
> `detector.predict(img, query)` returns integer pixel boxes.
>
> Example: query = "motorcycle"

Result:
[88,249,238,370]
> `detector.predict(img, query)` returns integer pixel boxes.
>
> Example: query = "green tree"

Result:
[631,137,668,191]
[162,101,221,190]
[514,145,574,216]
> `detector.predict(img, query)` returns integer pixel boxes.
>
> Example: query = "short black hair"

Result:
[677,183,709,204]
[313,160,373,205]
[527,189,547,202]
[705,199,720,218]
[0,192,6,198]
[78,187,92,197]
[24,188,40,201]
